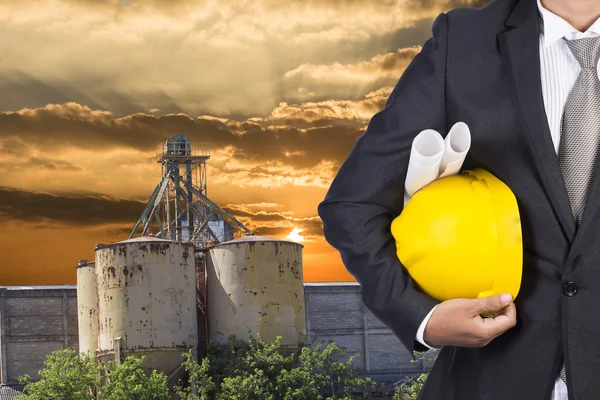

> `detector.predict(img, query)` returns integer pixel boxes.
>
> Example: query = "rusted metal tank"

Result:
[95,237,197,376]
[76,260,98,354]
[206,236,307,353]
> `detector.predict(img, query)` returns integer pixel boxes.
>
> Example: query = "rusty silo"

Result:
[205,236,307,353]
[76,260,98,354]
[94,237,198,377]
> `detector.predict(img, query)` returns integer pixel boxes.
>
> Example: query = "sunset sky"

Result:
[0,0,487,285]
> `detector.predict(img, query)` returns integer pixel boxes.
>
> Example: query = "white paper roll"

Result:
[404,129,445,203]
[438,121,471,178]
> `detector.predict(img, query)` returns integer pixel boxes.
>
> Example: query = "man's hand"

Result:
[423,293,517,348]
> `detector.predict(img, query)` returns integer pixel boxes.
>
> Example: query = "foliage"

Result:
[174,350,216,400]
[17,349,169,400]
[390,350,436,400]
[18,335,380,400]
[16,348,102,400]
[101,356,170,400]
[392,373,428,400]
[413,350,438,365]
[178,335,376,399]
[204,334,253,388]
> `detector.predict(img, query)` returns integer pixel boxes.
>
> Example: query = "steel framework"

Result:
[129,134,252,246]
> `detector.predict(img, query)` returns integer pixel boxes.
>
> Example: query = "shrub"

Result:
[101,356,170,400]
[177,335,376,399]
[17,349,170,400]
[392,373,428,400]
[18,336,377,400]
[16,349,102,400]
[174,351,215,400]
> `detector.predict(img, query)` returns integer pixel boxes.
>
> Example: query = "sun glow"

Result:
[286,227,305,242]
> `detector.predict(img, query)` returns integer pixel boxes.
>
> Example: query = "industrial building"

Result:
[206,235,307,353]
[81,237,199,382]
[0,135,435,397]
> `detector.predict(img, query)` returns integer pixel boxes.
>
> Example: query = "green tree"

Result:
[218,336,292,399]
[181,335,375,399]
[175,350,216,400]
[18,336,378,400]
[298,340,372,399]
[17,350,170,400]
[391,349,436,400]
[101,356,170,400]
[16,348,102,400]
[204,333,252,388]
[392,373,428,400]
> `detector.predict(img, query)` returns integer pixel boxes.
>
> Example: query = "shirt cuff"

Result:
[416,304,443,350]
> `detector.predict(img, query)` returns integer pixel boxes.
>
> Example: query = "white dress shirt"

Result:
[413,1,600,399]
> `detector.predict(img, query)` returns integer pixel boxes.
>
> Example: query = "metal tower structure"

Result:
[129,134,253,247]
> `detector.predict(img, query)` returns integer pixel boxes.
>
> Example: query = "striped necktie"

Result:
[559,36,600,228]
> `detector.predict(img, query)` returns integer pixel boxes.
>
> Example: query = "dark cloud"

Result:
[287,218,325,237]
[224,206,324,236]
[252,226,293,237]
[1,103,363,169]
[1,106,204,151]
[223,207,292,222]
[252,221,323,238]
[220,123,359,169]
[0,187,324,240]
[0,187,145,226]
[28,157,83,171]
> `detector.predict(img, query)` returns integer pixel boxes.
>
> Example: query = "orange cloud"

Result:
[0,0,489,116]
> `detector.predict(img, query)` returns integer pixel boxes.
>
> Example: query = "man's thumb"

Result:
[473,293,512,313]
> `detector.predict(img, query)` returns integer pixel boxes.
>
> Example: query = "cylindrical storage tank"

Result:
[95,237,198,375]
[206,236,307,353]
[76,260,98,355]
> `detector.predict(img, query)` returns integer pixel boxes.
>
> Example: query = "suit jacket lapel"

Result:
[498,0,576,243]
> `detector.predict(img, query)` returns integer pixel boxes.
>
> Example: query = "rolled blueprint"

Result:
[404,129,445,203]
[403,122,472,206]
[438,122,471,178]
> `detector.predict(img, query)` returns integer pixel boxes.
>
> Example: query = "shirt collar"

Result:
[537,0,600,47]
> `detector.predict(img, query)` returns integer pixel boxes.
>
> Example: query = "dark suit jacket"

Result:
[317,0,600,399]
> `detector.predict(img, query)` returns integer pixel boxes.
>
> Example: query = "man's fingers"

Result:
[476,302,517,338]
[496,301,517,320]
[422,296,517,348]
[471,293,513,314]
[488,303,518,341]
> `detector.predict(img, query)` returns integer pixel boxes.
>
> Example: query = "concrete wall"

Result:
[304,282,436,375]
[0,282,434,385]
[0,286,78,384]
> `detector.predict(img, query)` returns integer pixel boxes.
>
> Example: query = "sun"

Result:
[286,227,305,242]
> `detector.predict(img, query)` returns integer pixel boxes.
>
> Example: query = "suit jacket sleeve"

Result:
[317,12,449,356]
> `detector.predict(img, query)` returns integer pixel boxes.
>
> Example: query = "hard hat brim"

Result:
[466,169,522,302]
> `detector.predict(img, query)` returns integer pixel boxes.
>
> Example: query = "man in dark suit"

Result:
[318,0,600,398]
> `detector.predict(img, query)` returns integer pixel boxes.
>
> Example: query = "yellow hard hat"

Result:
[391,169,522,303]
